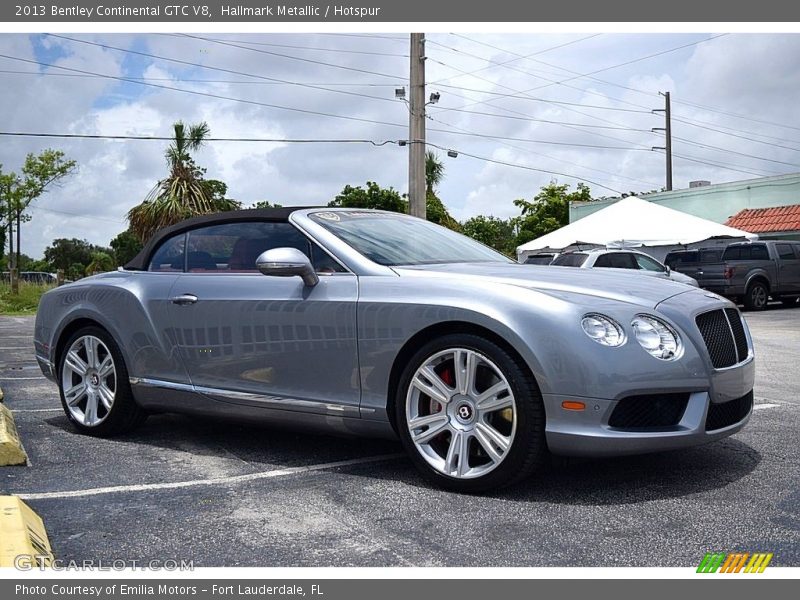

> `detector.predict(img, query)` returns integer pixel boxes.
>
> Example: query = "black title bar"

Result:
[3,0,800,22]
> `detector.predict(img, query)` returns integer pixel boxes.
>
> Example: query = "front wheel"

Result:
[395,334,546,493]
[743,281,768,311]
[58,326,147,436]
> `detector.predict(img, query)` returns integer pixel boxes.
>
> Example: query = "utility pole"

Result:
[652,91,673,191]
[408,33,426,219]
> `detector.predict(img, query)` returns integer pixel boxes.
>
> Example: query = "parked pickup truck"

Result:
[684,241,800,310]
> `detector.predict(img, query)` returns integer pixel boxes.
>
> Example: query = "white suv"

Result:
[551,249,699,287]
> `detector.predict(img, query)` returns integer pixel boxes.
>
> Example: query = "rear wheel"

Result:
[395,334,546,493]
[743,281,768,311]
[58,326,147,436]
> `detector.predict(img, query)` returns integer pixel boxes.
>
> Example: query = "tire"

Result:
[57,326,147,436]
[395,333,546,493]
[743,281,768,311]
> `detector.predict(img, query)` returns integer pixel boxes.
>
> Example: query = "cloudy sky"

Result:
[1,32,799,258]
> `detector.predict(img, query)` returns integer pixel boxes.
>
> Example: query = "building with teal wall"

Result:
[570,172,800,240]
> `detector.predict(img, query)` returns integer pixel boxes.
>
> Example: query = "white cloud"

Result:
[1,32,799,258]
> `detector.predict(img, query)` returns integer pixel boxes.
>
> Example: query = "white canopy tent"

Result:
[516,196,757,262]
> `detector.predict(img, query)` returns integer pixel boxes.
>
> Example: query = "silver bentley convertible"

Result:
[34,208,755,491]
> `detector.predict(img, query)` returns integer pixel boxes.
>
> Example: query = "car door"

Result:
[163,220,360,416]
[776,243,800,294]
[134,231,193,385]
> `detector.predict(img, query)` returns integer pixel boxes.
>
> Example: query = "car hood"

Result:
[393,262,694,308]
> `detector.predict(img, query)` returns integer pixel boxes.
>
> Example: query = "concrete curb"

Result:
[0,403,28,466]
[0,496,54,567]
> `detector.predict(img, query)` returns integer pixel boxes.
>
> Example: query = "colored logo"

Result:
[697,552,773,573]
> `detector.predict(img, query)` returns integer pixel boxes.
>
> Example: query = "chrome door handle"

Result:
[171,294,198,305]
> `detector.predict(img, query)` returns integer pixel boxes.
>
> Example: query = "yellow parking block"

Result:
[0,403,28,466]
[0,497,54,567]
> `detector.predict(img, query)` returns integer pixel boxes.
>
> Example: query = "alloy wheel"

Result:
[61,335,117,427]
[405,348,517,479]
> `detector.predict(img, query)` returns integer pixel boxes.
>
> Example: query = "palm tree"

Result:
[425,151,445,196]
[127,121,238,243]
[85,251,115,276]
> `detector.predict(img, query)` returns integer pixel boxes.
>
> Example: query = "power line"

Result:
[48,34,403,83]
[427,123,648,150]
[0,69,399,87]
[433,83,652,114]
[426,34,601,86]
[170,32,405,79]
[426,141,623,194]
[315,33,406,41]
[428,115,661,189]
[433,107,651,132]
[450,33,800,139]
[672,115,800,150]
[171,34,409,57]
[672,98,800,133]
[671,135,800,169]
[670,152,776,178]
[440,33,728,114]
[0,53,408,130]
[0,131,399,145]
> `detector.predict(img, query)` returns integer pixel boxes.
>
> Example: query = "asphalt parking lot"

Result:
[1,308,799,567]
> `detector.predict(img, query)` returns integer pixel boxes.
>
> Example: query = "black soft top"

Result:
[124,207,315,271]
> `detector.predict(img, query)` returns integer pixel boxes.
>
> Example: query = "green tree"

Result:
[328,181,407,213]
[0,150,77,272]
[426,192,461,232]
[67,262,85,281]
[85,251,116,276]
[43,238,95,272]
[514,182,592,247]
[109,229,144,266]
[425,151,445,196]
[127,121,239,243]
[462,215,517,256]
[250,200,283,209]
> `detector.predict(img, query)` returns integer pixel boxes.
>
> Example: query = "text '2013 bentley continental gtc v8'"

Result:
[35,208,755,492]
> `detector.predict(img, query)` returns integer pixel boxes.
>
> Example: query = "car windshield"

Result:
[525,255,555,265]
[309,211,512,266]
[552,253,588,267]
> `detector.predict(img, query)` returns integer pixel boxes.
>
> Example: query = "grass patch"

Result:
[0,282,54,315]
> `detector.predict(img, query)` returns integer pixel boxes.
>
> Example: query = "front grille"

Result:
[705,391,753,431]
[725,308,749,361]
[608,393,690,430]
[695,309,748,368]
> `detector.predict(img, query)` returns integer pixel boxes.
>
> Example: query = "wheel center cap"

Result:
[455,401,475,423]
[89,373,100,387]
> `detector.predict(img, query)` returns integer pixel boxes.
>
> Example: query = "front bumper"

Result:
[543,355,755,457]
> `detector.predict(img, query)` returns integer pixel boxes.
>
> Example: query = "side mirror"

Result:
[255,248,319,287]
[665,265,671,276]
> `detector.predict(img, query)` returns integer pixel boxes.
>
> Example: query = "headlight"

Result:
[581,314,625,347]
[631,314,682,360]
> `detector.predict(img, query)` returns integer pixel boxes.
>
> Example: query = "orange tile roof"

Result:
[725,204,800,233]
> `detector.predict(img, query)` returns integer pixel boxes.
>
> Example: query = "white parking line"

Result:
[12,408,61,413]
[0,376,47,380]
[0,347,33,350]
[754,403,780,410]
[14,453,405,500]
